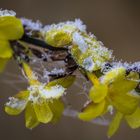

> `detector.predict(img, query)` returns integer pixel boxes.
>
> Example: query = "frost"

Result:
[101,61,140,74]
[107,105,114,115]
[21,18,42,31]
[73,19,87,32]
[83,57,95,71]
[127,62,140,73]
[43,70,50,82]
[88,32,97,39]
[50,68,65,75]
[6,97,26,109]
[28,84,65,102]
[31,71,38,80]
[43,68,65,79]
[72,32,89,53]
[128,90,140,98]
[40,85,65,99]
[43,19,86,33]
[0,9,16,17]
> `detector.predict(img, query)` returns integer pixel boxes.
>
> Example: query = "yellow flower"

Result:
[44,19,86,47]
[44,19,112,72]
[70,32,112,71]
[45,29,72,47]
[78,67,140,137]
[0,12,24,72]
[78,72,108,121]
[5,63,75,129]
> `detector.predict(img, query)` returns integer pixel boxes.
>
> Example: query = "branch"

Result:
[63,108,109,126]
[20,34,68,51]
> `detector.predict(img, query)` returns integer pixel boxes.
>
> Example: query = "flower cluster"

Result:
[0,9,140,137]
[79,67,140,137]
[5,62,75,129]
[43,20,112,71]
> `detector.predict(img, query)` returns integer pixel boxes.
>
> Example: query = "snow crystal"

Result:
[102,61,140,74]
[43,68,65,79]
[43,70,50,80]
[21,18,42,31]
[43,19,86,33]
[28,84,65,102]
[107,105,114,115]
[83,57,95,71]
[127,62,140,73]
[0,9,16,17]
[88,32,97,39]
[50,68,65,75]
[29,71,38,81]
[72,32,89,53]
[128,90,140,98]
[6,97,26,109]
[40,85,65,99]
[73,19,87,32]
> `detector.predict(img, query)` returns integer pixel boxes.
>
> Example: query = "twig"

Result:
[63,108,109,126]
[20,34,68,51]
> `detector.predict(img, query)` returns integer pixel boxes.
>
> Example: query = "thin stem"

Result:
[63,108,109,126]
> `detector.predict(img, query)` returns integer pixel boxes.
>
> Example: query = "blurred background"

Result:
[0,0,140,140]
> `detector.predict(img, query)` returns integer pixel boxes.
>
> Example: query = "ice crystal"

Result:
[6,97,26,109]
[43,19,86,33]
[83,57,95,71]
[107,105,114,115]
[50,68,65,75]
[21,18,42,31]
[102,61,140,74]
[0,9,16,17]
[28,84,65,102]
[72,32,89,53]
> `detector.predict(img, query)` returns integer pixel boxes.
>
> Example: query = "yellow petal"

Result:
[110,80,138,96]
[5,90,29,115]
[107,112,123,137]
[47,75,75,88]
[125,107,140,129]
[108,70,139,95]
[25,102,39,129]
[0,40,12,58]
[89,84,108,103]
[45,30,71,47]
[14,90,30,99]
[0,58,9,72]
[33,100,53,123]
[102,67,126,85]
[48,99,64,123]
[109,72,139,115]
[78,100,105,121]
[0,16,24,40]
[22,62,40,85]
[110,91,139,115]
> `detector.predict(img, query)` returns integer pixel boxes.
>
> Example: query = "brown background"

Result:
[0,0,140,140]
